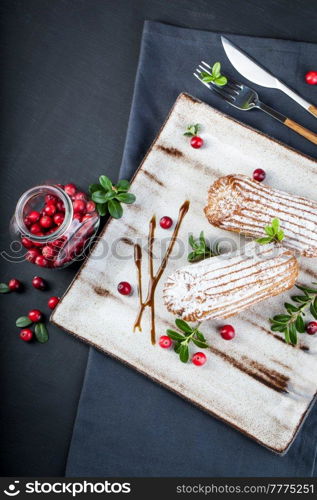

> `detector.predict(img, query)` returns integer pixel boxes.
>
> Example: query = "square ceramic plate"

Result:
[52,93,317,454]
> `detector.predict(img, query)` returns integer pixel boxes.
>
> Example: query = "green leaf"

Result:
[192,338,209,349]
[187,251,203,263]
[174,343,181,354]
[271,218,280,232]
[214,75,227,86]
[212,62,221,77]
[89,183,101,194]
[264,226,275,236]
[0,283,10,293]
[284,327,291,344]
[96,203,107,216]
[179,343,189,363]
[310,302,317,320]
[273,314,291,323]
[277,230,284,241]
[99,175,113,192]
[296,284,317,294]
[108,199,123,219]
[271,324,287,333]
[202,75,215,83]
[116,193,136,204]
[16,316,32,327]
[291,295,309,303]
[117,179,130,192]
[288,323,298,345]
[166,329,186,341]
[285,302,298,313]
[295,315,305,333]
[188,234,196,248]
[256,236,272,245]
[92,190,111,203]
[195,330,206,342]
[175,318,193,334]
[34,323,49,343]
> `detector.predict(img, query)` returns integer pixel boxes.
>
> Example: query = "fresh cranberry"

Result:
[160,216,173,229]
[21,237,34,249]
[42,245,55,260]
[56,200,65,212]
[306,321,317,335]
[8,278,22,292]
[220,324,235,340]
[40,215,53,229]
[117,281,132,295]
[20,329,33,342]
[190,136,204,149]
[32,276,46,290]
[30,223,42,235]
[54,213,64,225]
[74,192,87,201]
[28,210,41,223]
[28,309,42,322]
[26,248,41,262]
[48,296,60,310]
[24,216,32,228]
[86,201,96,213]
[159,335,172,348]
[192,352,207,366]
[73,213,82,222]
[305,71,317,85]
[45,194,58,204]
[35,255,48,267]
[73,199,86,213]
[82,214,93,222]
[64,183,77,197]
[253,168,266,182]
[44,203,56,216]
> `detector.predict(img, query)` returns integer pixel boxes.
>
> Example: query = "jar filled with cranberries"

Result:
[11,183,100,268]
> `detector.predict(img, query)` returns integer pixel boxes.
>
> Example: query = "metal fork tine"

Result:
[212,86,235,103]
[201,61,211,70]
[193,72,211,89]
[198,64,211,75]
[226,77,243,89]
[212,84,236,99]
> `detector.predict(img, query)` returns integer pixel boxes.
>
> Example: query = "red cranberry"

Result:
[86,201,96,213]
[40,215,53,229]
[253,168,266,182]
[117,281,132,295]
[220,324,235,340]
[305,71,317,85]
[30,223,42,235]
[28,210,41,223]
[26,248,41,262]
[190,136,204,149]
[21,237,34,249]
[45,194,58,204]
[82,214,93,222]
[8,278,22,292]
[160,216,173,229]
[32,276,46,290]
[54,213,64,225]
[74,192,87,201]
[35,255,48,267]
[56,184,64,190]
[44,203,56,216]
[28,309,42,322]
[64,183,77,197]
[73,199,86,213]
[20,328,33,342]
[159,335,172,348]
[306,321,317,335]
[73,213,82,222]
[56,200,65,212]
[42,245,55,260]
[192,352,207,366]
[24,216,32,228]
[48,296,60,309]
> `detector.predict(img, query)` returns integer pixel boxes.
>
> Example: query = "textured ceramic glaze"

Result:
[52,93,317,454]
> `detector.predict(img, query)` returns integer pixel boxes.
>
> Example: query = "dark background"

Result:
[1,0,317,477]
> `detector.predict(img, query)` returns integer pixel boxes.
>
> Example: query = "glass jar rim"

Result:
[15,185,73,242]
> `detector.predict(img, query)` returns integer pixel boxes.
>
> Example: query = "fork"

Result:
[194,61,317,146]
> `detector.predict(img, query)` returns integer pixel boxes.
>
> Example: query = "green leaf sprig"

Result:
[188,231,220,263]
[270,283,317,345]
[200,62,227,86]
[183,124,200,137]
[89,175,136,219]
[167,319,209,363]
[15,316,49,343]
[256,218,284,245]
[0,283,10,294]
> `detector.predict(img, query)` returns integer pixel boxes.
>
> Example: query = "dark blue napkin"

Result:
[66,21,317,477]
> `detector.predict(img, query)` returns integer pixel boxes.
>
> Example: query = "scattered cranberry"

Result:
[26,248,41,262]
[42,245,55,260]
[159,335,172,348]
[74,192,87,201]
[253,168,266,182]
[64,183,77,197]
[28,210,41,223]
[306,321,317,335]
[28,309,42,322]
[30,223,42,235]
[32,276,46,290]
[8,278,22,292]
[86,201,96,213]
[53,213,64,226]
[160,216,173,229]
[190,136,204,149]
[20,329,33,342]
[220,324,235,340]
[117,281,132,295]
[305,71,317,85]
[73,199,86,213]
[48,296,60,310]
[192,352,207,366]
[21,237,34,249]
[44,204,56,216]
[35,255,48,267]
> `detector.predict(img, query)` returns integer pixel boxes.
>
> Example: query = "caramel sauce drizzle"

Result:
[133,200,190,344]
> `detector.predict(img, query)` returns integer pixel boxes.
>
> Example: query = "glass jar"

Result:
[11,184,100,268]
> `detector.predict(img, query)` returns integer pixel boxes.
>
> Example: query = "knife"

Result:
[221,36,317,119]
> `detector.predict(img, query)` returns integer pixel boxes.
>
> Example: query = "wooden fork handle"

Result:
[284,118,317,145]
[308,105,317,118]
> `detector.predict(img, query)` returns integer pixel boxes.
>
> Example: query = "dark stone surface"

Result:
[1,0,316,477]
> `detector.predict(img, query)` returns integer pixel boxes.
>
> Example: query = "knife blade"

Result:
[221,36,317,119]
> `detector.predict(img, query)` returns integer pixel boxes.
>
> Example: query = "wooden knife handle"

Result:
[284,118,317,145]
[308,105,317,118]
